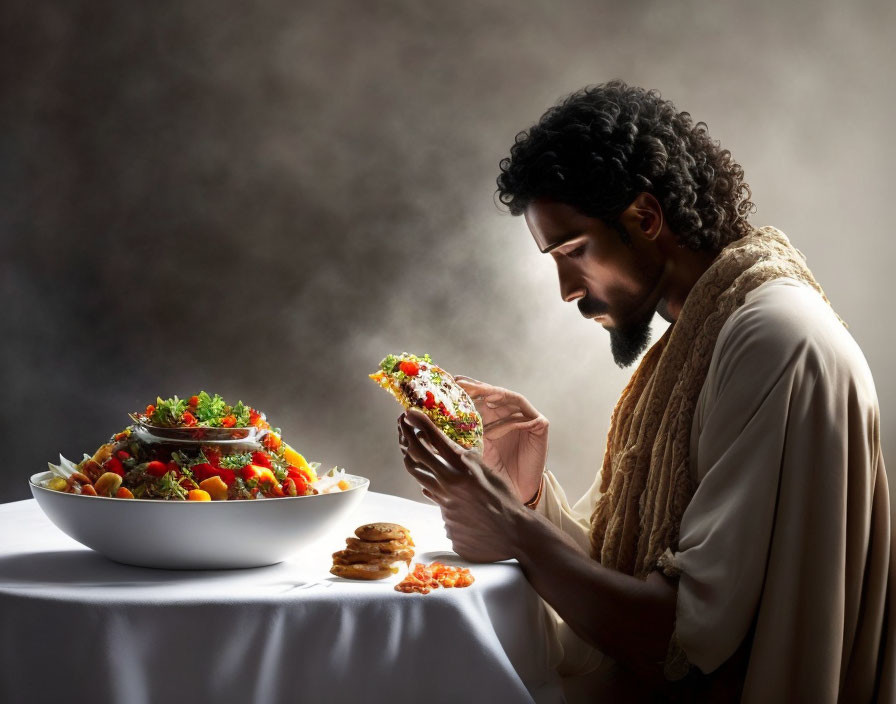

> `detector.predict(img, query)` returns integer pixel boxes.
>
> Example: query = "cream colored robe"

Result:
[537,277,896,702]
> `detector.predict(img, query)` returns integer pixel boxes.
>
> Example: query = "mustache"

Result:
[577,296,609,318]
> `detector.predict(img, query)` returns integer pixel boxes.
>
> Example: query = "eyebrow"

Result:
[540,233,586,254]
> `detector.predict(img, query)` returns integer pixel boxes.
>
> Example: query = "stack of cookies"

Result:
[329,523,415,580]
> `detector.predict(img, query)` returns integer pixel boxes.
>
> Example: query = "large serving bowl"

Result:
[29,470,369,569]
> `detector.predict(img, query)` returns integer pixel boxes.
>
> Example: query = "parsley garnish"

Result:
[381,354,399,373]
[232,401,251,427]
[150,396,187,427]
[155,470,188,500]
[195,391,226,423]
[219,452,253,470]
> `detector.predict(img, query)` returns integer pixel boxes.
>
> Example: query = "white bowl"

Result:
[29,470,369,569]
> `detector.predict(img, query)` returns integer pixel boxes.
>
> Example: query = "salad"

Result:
[42,392,350,501]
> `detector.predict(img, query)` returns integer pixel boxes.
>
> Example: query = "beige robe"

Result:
[537,278,896,702]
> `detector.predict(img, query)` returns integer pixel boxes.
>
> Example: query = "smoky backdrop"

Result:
[2,0,894,508]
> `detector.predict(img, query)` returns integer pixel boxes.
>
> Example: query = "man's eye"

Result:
[567,244,586,259]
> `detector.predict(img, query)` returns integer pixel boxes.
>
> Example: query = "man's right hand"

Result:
[454,376,548,504]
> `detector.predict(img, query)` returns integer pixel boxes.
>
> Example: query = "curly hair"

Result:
[496,80,755,250]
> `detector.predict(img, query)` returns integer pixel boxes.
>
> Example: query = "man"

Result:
[397,81,895,702]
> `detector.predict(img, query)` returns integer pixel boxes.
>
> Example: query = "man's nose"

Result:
[559,275,586,303]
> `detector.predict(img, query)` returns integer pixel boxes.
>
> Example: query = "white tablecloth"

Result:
[0,492,563,703]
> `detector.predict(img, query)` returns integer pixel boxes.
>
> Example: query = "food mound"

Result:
[369,353,483,449]
[43,392,350,501]
[394,562,474,594]
[330,522,415,580]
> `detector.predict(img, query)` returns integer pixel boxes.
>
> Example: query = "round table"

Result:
[0,492,563,703]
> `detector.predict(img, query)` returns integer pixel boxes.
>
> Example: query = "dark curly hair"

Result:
[496,80,755,250]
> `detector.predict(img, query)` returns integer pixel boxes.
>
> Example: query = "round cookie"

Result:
[330,562,400,581]
[345,537,412,554]
[334,548,415,565]
[354,522,411,543]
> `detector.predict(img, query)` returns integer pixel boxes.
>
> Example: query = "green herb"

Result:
[232,477,253,500]
[232,401,251,427]
[219,452,253,470]
[150,396,188,427]
[195,391,226,423]
[381,354,399,373]
[156,470,188,500]
[430,373,442,385]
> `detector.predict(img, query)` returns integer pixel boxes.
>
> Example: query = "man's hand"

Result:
[454,376,548,503]
[398,408,525,563]
[397,408,678,683]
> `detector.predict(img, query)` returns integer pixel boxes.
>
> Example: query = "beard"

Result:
[608,317,653,368]
[579,294,653,368]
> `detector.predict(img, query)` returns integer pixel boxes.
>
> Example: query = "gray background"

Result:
[2,0,893,508]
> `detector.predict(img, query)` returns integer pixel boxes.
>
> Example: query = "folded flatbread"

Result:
[370,353,483,450]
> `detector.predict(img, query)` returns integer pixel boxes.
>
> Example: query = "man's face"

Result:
[524,198,667,367]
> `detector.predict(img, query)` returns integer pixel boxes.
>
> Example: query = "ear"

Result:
[618,192,664,241]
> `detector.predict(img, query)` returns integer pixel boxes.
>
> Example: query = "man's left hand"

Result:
[397,408,524,563]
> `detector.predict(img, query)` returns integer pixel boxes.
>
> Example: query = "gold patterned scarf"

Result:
[589,226,843,579]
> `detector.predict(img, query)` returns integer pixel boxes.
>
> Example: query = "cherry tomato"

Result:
[192,463,218,482]
[251,451,272,468]
[399,360,420,376]
[146,461,168,477]
[103,457,125,477]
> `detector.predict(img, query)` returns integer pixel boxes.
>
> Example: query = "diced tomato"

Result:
[249,408,270,428]
[399,360,420,376]
[220,415,237,428]
[251,451,272,468]
[145,404,156,416]
[116,450,130,461]
[241,465,261,482]
[264,483,285,498]
[146,460,168,477]
[217,468,236,486]
[103,457,125,477]
[166,461,179,475]
[182,411,198,426]
[287,470,308,495]
[423,391,436,409]
[188,395,200,407]
[241,464,275,484]
[192,463,218,482]
[203,448,222,467]
[288,466,312,483]
[262,433,281,450]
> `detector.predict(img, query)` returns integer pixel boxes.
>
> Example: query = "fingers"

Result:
[482,410,526,431]
[457,380,541,421]
[402,453,446,499]
[481,388,541,419]
[399,413,465,477]
[455,376,498,400]
[484,415,547,441]
[404,409,466,466]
